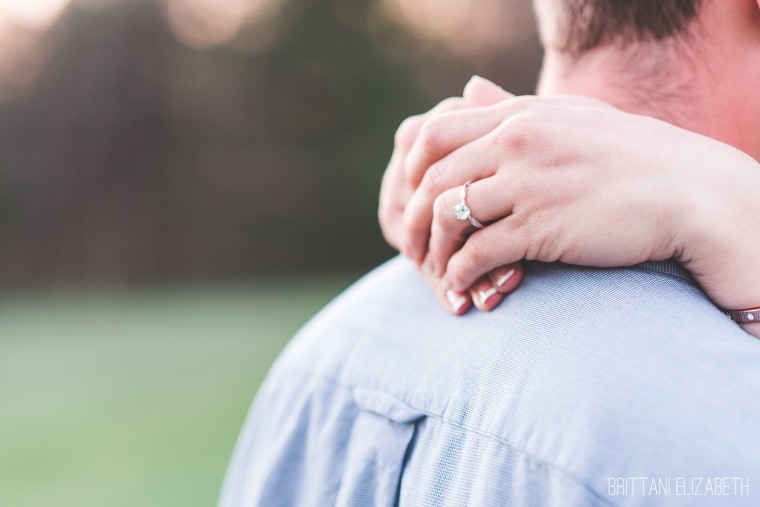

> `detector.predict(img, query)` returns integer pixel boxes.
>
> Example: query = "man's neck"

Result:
[536,46,757,161]
[537,47,690,125]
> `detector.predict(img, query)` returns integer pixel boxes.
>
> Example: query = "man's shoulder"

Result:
[272,256,760,455]
[226,258,760,506]
[269,257,759,439]
[273,256,746,384]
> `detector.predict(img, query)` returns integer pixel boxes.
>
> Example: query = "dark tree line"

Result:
[0,0,541,288]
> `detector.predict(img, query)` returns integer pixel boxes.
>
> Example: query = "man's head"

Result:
[535,0,703,56]
[534,0,760,160]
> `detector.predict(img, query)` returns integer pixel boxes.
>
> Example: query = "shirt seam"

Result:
[273,366,620,507]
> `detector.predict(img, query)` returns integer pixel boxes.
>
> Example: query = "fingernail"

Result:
[441,277,451,290]
[446,290,468,313]
[492,268,516,288]
[476,286,498,307]
[421,263,432,277]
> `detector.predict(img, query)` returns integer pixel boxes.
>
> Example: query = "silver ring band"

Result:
[453,180,484,229]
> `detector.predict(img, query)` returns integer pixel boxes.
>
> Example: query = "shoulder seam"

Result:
[272,366,620,507]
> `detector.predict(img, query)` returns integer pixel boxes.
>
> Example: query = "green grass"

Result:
[0,274,359,507]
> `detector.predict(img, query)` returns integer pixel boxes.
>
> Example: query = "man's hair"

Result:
[536,0,704,55]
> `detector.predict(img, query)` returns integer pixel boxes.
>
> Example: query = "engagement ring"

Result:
[454,180,484,229]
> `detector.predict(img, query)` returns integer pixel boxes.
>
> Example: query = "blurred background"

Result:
[0,0,541,504]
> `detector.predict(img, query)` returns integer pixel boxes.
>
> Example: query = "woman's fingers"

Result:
[403,77,510,191]
[378,150,414,249]
[404,104,507,189]
[444,217,529,292]
[419,266,472,315]
[401,131,501,262]
[463,76,513,105]
[423,175,514,277]
[468,275,503,311]
[385,80,513,257]
[379,98,465,249]
[489,263,523,294]
[432,265,523,315]
[466,264,523,312]
[421,262,522,316]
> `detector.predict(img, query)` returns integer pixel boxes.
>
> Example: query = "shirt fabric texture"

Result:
[219,258,760,506]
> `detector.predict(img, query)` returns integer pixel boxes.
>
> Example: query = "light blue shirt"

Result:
[220,258,760,506]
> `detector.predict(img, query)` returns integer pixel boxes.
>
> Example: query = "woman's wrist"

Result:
[677,144,760,313]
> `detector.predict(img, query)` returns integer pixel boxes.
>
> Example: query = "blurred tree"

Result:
[0,0,541,287]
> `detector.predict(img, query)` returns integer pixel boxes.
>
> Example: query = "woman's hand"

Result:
[393,80,760,336]
[379,77,524,314]
[401,95,677,280]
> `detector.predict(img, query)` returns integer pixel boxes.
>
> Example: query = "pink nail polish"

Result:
[476,287,498,307]
[493,268,516,288]
[441,277,451,290]
[446,290,467,312]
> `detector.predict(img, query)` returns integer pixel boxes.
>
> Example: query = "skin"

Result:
[378,0,760,338]
[379,79,525,315]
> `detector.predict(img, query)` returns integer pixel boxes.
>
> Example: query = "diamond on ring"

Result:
[454,180,485,229]
[454,203,471,221]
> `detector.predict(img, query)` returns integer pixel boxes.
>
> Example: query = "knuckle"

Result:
[495,113,542,153]
[421,161,446,196]
[417,119,442,155]
[462,235,487,271]
[432,193,451,223]
[497,104,556,152]
[508,209,531,235]
[432,97,462,114]
[518,213,553,261]
[401,207,423,240]
[395,115,423,148]
[495,95,533,117]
